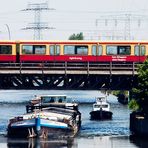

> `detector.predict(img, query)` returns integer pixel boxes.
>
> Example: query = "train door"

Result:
[96,45,103,62]
[16,43,20,63]
[134,45,146,63]
[140,45,146,62]
[92,45,97,62]
[49,45,55,62]
[49,45,60,62]
[55,45,60,62]
[92,45,103,62]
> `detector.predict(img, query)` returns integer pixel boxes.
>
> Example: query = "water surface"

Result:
[0,90,147,148]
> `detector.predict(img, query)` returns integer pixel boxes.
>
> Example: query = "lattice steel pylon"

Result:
[22,2,54,40]
[95,13,148,40]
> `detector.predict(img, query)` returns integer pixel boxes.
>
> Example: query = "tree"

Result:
[68,32,84,40]
[130,59,148,113]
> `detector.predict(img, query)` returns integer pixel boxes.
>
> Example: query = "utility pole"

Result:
[5,24,11,40]
[22,2,55,40]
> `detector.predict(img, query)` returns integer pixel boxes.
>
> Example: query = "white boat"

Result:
[7,95,81,139]
[90,96,113,120]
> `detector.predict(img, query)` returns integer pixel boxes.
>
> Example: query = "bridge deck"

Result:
[0,62,139,90]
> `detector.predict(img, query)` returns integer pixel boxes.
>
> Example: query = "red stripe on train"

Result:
[20,55,147,62]
[0,55,16,62]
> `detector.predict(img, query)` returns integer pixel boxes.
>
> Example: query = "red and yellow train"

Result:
[0,40,147,63]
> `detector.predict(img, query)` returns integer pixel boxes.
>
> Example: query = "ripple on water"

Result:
[0,90,130,138]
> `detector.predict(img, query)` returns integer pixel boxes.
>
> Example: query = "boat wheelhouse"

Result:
[26,95,79,113]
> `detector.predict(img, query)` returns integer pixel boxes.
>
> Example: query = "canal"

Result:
[0,90,147,148]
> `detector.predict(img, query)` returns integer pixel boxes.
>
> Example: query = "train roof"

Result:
[1,40,148,44]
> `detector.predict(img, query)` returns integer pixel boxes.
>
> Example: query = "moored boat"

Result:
[7,95,81,139]
[90,96,113,120]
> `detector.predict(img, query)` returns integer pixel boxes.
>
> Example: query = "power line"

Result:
[95,13,148,40]
[22,2,55,40]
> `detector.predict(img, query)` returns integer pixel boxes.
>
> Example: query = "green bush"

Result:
[128,99,139,111]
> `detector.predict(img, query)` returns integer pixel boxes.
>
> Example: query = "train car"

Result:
[0,40,147,63]
[18,40,96,62]
[0,41,17,62]
[18,40,148,63]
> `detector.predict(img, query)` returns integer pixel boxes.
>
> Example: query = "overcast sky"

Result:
[0,0,148,40]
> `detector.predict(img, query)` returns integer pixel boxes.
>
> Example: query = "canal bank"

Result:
[130,111,148,136]
[129,59,148,137]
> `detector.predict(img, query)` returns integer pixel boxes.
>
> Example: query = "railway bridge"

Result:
[0,62,139,90]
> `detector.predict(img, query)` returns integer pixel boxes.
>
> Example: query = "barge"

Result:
[7,95,81,139]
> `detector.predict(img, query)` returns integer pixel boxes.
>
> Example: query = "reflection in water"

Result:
[72,136,138,148]
[5,135,148,148]
[7,138,74,148]
[4,135,148,148]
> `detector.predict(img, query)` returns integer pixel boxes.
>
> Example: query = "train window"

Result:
[118,46,131,55]
[22,45,46,54]
[141,46,146,55]
[22,45,33,54]
[34,45,46,54]
[98,45,103,55]
[92,45,97,56]
[64,45,75,55]
[56,45,60,55]
[134,45,140,56]
[64,45,88,55]
[0,45,12,54]
[76,46,88,55]
[107,45,130,55]
[106,46,117,55]
[49,45,55,55]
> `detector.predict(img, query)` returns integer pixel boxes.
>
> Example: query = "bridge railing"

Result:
[0,62,140,75]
